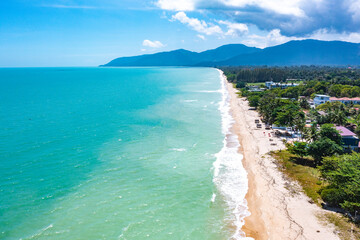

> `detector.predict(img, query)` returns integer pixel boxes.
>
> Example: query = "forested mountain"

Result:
[102,40,360,67]
[216,40,360,66]
[102,44,260,67]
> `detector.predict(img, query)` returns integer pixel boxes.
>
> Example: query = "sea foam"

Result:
[213,69,253,240]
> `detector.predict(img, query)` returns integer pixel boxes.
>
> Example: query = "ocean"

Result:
[0,67,249,239]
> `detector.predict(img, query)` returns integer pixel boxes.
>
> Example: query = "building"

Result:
[265,81,299,89]
[330,97,360,105]
[313,95,360,106]
[336,126,359,153]
[313,94,330,106]
[248,85,265,92]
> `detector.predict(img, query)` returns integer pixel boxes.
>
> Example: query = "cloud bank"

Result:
[157,0,360,43]
[171,12,223,35]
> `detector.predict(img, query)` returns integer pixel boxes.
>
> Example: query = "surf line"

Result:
[213,69,252,240]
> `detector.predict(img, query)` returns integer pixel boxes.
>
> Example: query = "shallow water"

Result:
[0,67,249,239]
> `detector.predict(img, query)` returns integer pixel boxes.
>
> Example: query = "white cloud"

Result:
[308,29,360,43]
[222,0,305,17]
[157,0,360,38]
[157,0,304,16]
[197,34,206,40]
[158,0,360,46]
[218,20,248,36]
[171,12,223,35]
[345,0,360,22]
[242,29,303,48]
[156,0,197,11]
[142,40,165,48]
[241,28,360,49]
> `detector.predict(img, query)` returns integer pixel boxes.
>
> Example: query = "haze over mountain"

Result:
[102,40,360,67]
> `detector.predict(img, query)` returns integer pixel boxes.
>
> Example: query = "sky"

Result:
[1,0,360,67]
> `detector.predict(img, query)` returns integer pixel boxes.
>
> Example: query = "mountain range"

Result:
[102,40,360,67]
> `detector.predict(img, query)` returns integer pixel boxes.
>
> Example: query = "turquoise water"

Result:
[0,67,248,239]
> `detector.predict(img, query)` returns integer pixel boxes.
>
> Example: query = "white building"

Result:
[313,95,360,106]
[313,94,330,106]
[265,81,299,89]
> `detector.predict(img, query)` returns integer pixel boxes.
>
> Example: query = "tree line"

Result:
[222,66,360,84]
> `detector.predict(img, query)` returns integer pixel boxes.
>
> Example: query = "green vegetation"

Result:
[318,212,360,240]
[320,153,360,213]
[271,150,322,203]
[272,150,360,235]
[225,66,360,226]
[223,66,360,84]
[246,82,267,86]
[223,66,360,100]
[256,93,305,126]
[308,138,343,165]
[248,95,261,108]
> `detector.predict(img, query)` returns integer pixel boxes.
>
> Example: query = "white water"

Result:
[213,70,253,240]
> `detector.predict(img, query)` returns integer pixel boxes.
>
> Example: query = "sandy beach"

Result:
[226,81,340,240]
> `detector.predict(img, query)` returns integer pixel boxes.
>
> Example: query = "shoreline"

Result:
[224,76,340,239]
[215,69,252,239]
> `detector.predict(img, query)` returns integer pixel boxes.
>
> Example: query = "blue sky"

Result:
[1,0,360,67]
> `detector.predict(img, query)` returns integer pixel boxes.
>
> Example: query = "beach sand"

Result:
[226,81,340,240]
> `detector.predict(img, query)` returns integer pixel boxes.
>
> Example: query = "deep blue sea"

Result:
[0,67,249,239]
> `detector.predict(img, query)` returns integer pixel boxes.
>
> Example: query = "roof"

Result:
[315,94,330,97]
[330,97,360,101]
[318,110,326,116]
[336,126,357,137]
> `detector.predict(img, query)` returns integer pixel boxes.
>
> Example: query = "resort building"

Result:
[330,97,360,105]
[313,95,360,106]
[265,81,299,89]
[248,85,265,92]
[336,126,359,153]
[313,94,330,106]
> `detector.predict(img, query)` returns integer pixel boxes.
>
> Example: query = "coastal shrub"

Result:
[318,124,342,145]
[340,201,360,214]
[240,89,249,97]
[308,138,343,165]
[287,141,308,158]
[320,188,345,207]
[271,150,323,204]
[319,153,360,214]
[275,103,305,127]
[248,95,261,108]
[236,82,246,88]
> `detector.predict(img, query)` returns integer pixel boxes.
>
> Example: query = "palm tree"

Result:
[303,124,319,143]
[332,109,347,126]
